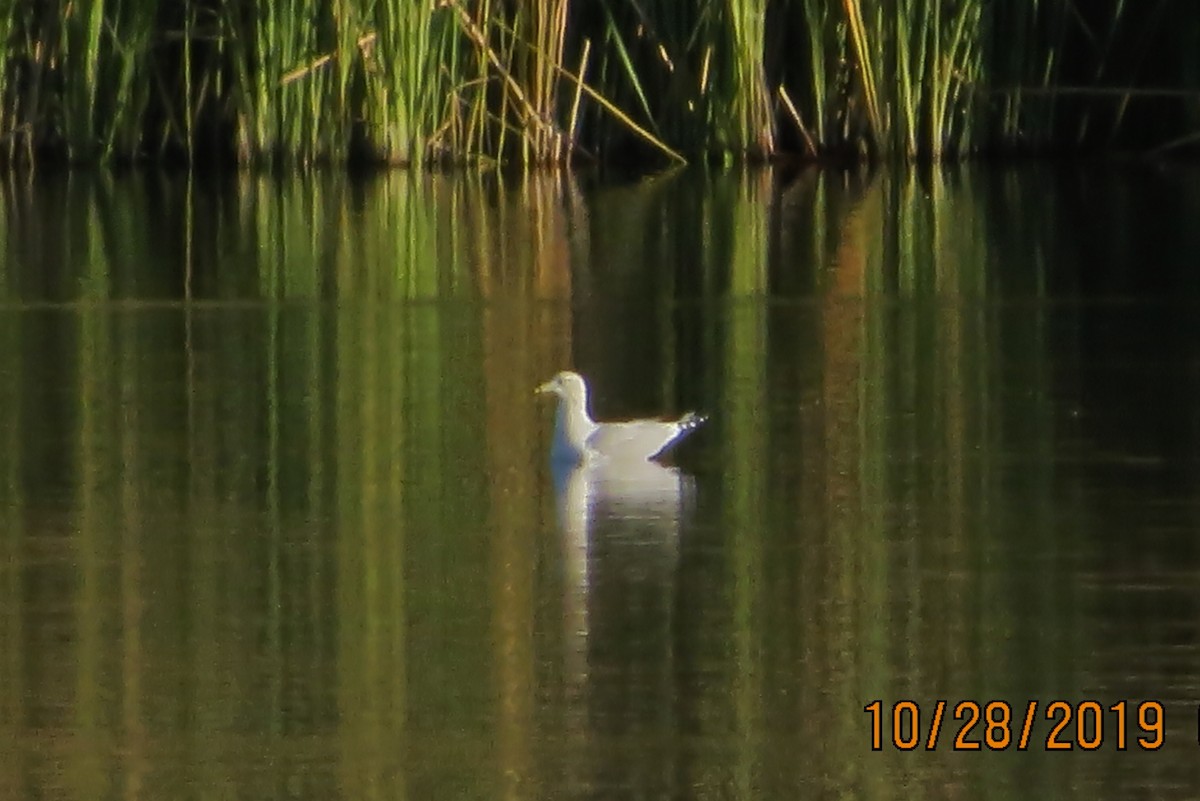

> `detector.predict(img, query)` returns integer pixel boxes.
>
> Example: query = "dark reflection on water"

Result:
[0,167,1199,800]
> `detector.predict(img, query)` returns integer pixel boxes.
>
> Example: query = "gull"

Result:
[536,371,706,466]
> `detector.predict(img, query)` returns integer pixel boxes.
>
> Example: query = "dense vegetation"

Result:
[0,0,1196,166]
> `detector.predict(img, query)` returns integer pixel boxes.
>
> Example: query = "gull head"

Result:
[536,370,590,411]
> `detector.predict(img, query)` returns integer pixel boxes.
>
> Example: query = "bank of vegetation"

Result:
[0,0,1196,167]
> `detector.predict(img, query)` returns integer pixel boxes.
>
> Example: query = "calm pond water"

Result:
[1,165,1199,800]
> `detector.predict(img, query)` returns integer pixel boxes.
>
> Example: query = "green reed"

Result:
[365,0,447,163]
[716,0,775,160]
[0,6,18,163]
[837,0,984,159]
[986,0,1069,152]
[0,0,1189,165]
[48,0,158,161]
[778,0,841,157]
[59,0,106,160]
[569,0,773,160]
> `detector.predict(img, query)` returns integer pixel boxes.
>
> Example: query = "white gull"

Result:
[536,371,706,466]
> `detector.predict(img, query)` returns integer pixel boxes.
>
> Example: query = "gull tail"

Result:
[645,411,708,461]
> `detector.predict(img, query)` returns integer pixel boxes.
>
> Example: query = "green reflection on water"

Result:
[0,167,1198,799]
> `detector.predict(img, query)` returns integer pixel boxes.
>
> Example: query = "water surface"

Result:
[1,166,1199,799]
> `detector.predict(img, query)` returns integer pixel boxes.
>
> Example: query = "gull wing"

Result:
[586,413,706,462]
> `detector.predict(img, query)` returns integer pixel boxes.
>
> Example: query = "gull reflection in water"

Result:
[552,457,697,787]
[554,458,695,547]
[553,458,694,608]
